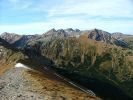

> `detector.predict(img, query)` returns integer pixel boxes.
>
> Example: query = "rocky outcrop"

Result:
[112,32,124,39]
[0,32,21,44]
[43,28,81,39]
[13,35,39,48]
[81,29,128,47]
[85,29,112,44]
[112,32,132,48]
[43,28,68,40]
[0,33,40,48]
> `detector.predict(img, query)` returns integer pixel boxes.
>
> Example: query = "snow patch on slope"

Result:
[15,63,30,69]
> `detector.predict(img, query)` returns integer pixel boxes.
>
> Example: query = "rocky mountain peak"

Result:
[65,28,81,33]
[65,28,74,32]
[57,29,66,33]
[112,32,124,39]
[50,28,56,32]
[1,32,16,36]
[46,28,56,33]
[87,29,112,44]
[0,32,21,44]
[0,37,14,49]
[75,29,80,32]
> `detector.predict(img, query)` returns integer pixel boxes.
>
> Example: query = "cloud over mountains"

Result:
[0,0,133,34]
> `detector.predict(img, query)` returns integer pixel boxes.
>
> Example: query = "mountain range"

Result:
[0,28,133,100]
[1,28,131,49]
[0,36,100,100]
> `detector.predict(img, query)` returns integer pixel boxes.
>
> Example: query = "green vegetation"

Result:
[37,37,133,98]
[0,46,25,64]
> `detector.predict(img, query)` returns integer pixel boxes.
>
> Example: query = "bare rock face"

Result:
[112,32,124,39]
[13,35,39,48]
[0,32,21,44]
[112,32,130,47]
[43,28,68,40]
[0,32,39,48]
[43,28,81,40]
[86,29,112,44]
[81,29,128,47]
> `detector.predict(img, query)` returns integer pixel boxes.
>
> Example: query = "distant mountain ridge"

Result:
[85,29,128,47]
[1,28,132,48]
[0,32,21,44]
[0,32,39,48]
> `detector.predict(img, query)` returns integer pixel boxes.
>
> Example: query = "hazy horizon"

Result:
[0,0,133,35]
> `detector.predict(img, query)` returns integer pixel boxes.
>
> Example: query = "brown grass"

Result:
[0,61,15,76]
[23,69,100,100]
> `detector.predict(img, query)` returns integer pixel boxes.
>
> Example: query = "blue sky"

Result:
[0,0,133,34]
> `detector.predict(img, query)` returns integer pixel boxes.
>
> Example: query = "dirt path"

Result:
[0,66,100,100]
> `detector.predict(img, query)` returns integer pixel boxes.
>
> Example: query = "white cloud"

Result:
[0,0,132,34]
[0,17,133,34]
[8,0,33,10]
[48,0,133,18]
[0,18,84,34]
[0,23,46,34]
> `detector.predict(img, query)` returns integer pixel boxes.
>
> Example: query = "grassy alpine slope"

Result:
[25,34,133,99]
[0,38,25,75]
